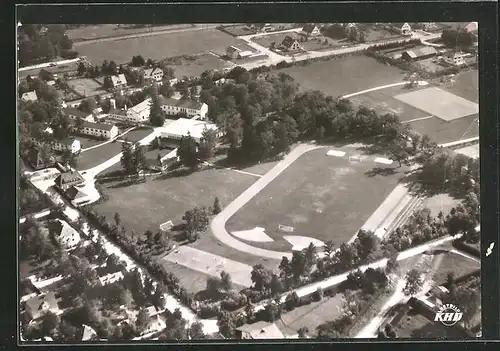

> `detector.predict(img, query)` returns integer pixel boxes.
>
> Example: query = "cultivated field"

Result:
[430,251,480,286]
[67,78,105,97]
[443,69,479,103]
[279,55,407,98]
[77,142,123,170]
[75,29,247,64]
[165,54,235,78]
[226,147,408,251]
[67,24,194,42]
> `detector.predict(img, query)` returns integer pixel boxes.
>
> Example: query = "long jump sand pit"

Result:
[394,87,478,121]
[163,246,253,287]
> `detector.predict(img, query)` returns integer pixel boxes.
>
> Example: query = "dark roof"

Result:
[158,97,204,110]
[63,108,92,118]
[54,171,84,187]
[302,24,318,34]
[108,108,127,116]
[281,36,299,48]
[80,120,116,131]
[65,186,87,200]
[24,292,59,319]
[227,46,240,54]
[26,148,53,168]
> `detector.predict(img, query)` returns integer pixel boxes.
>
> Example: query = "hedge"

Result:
[452,239,480,258]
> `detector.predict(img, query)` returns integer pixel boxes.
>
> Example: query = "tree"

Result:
[77,61,87,76]
[40,312,59,336]
[279,256,292,280]
[291,251,308,282]
[269,274,282,296]
[131,55,145,67]
[118,288,134,308]
[451,286,480,329]
[198,127,217,161]
[403,269,422,296]
[79,97,97,113]
[244,301,255,323]
[250,264,272,291]
[388,139,411,167]
[220,271,233,291]
[217,310,235,338]
[61,149,78,168]
[177,133,199,169]
[135,308,150,333]
[212,197,221,215]
[297,327,309,338]
[103,76,113,90]
[385,324,397,338]
[159,80,175,98]
[189,321,206,339]
[133,144,147,173]
[149,85,166,126]
[182,206,210,241]
[57,320,78,341]
[324,240,335,257]
[120,140,136,175]
[206,276,222,297]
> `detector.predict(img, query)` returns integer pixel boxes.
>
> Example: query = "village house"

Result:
[106,98,152,124]
[64,185,90,207]
[24,292,60,321]
[62,107,94,122]
[54,170,85,191]
[146,149,179,173]
[110,74,128,89]
[79,324,98,341]
[99,271,124,286]
[21,91,38,102]
[24,148,55,170]
[51,219,81,250]
[39,68,55,82]
[422,22,437,31]
[226,46,254,60]
[443,51,467,66]
[30,137,81,154]
[392,22,412,36]
[280,36,302,52]
[73,120,119,140]
[159,97,209,119]
[253,23,273,32]
[159,118,221,144]
[301,24,321,37]
[401,46,438,61]
[143,67,164,82]
[235,321,286,339]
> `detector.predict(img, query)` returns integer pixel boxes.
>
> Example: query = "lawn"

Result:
[443,69,479,103]
[76,141,123,170]
[393,310,467,339]
[279,55,407,98]
[76,136,108,150]
[408,113,478,145]
[359,25,402,43]
[75,29,246,64]
[276,293,345,335]
[431,251,480,286]
[67,24,194,42]
[119,127,154,143]
[66,78,105,97]
[226,147,408,252]
[421,193,460,217]
[165,54,235,78]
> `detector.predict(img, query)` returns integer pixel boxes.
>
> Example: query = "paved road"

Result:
[19,209,52,224]
[80,126,137,153]
[18,58,81,72]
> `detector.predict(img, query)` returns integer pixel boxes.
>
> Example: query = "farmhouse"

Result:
[226,46,254,60]
[280,36,302,52]
[21,91,38,102]
[64,185,90,207]
[110,74,128,89]
[30,137,81,154]
[63,107,94,122]
[401,46,438,61]
[235,321,285,339]
[144,67,164,82]
[73,121,119,140]
[254,23,273,32]
[159,118,221,144]
[52,219,81,250]
[146,150,179,172]
[24,292,60,321]
[443,52,467,66]
[54,170,85,191]
[159,97,209,119]
[392,22,412,36]
[25,148,55,170]
[301,24,321,37]
[107,98,152,124]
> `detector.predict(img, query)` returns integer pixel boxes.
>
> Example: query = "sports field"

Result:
[226,147,408,251]
[66,78,105,97]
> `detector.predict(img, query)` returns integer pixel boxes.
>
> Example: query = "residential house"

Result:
[73,120,119,140]
[54,170,85,191]
[21,91,38,102]
[24,148,55,170]
[301,24,321,37]
[62,107,94,122]
[30,137,81,154]
[159,118,221,144]
[280,36,302,52]
[110,74,128,89]
[24,292,60,321]
[254,23,273,32]
[80,324,98,341]
[52,219,81,249]
[144,305,160,318]
[443,52,467,66]
[143,67,164,82]
[392,22,412,36]
[235,321,285,339]
[158,97,209,119]
[401,46,438,61]
[226,46,254,60]
[39,68,55,82]
[127,98,152,123]
[99,271,124,286]
[143,315,166,335]
[64,185,90,207]
[146,151,179,172]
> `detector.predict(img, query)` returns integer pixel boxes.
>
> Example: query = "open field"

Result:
[76,136,109,150]
[77,142,123,170]
[279,55,407,98]
[359,25,402,43]
[226,147,408,251]
[166,54,235,78]
[430,251,480,286]
[276,293,345,334]
[421,193,461,217]
[66,78,105,97]
[393,310,467,338]
[67,24,194,42]
[119,127,154,143]
[443,69,479,103]
[18,62,79,80]
[408,113,478,145]
[75,29,246,64]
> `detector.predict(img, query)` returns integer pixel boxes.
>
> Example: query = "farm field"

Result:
[165,54,235,78]
[67,78,105,97]
[359,25,402,43]
[279,55,407,98]
[76,141,123,170]
[226,147,408,252]
[275,293,345,335]
[408,113,478,145]
[75,29,246,64]
[430,250,480,286]
[67,24,194,42]
[393,311,467,338]
[443,69,479,103]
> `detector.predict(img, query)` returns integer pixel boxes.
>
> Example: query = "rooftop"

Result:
[404,46,438,58]
[24,292,59,318]
[159,118,218,141]
[236,321,285,339]
[158,97,205,110]
[63,107,92,118]
[54,170,85,187]
[21,91,38,102]
[79,120,116,131]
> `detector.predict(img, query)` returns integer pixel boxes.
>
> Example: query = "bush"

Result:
[197,303,220,318]
[60,50,79,59]
[313,287,324,301]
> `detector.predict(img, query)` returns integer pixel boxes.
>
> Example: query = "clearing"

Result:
[76,142,123,170]
[164,54,235,78]
[66,78,105,98]
[226,147,408,252]
[67,24,194,42]
[429,249,480,286]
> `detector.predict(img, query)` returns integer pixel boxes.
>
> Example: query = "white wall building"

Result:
[53,219,81,250]
[443,52,467,66]
[63,107,94,122]
[159,118,221,144]
[73,121,119,140]
[99,271,124,286]
[144,67,164,82]
[30,137,81,154]
[159,97,208,120]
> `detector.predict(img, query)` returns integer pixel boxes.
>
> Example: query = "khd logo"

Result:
[434,304,463,326]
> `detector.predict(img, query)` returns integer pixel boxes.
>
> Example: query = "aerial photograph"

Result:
[18,22,480,342]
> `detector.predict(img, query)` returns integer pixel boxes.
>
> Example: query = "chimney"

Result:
[110,99,116,110]
[124,104,128,111]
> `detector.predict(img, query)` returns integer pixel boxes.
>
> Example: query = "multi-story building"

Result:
[158,97,208,119]
[143,67,164,82]
[73,121,119,140]
[62,107,94,122]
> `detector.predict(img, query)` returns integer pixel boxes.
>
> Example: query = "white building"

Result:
[159,118,221,144]
[443,52,467,66]
[159,97,208,120]
[144,67,164,82]
[143,316,166,335]
[30,137,81,154]
[21,91,38,102]
[107,98,152,124]
[63,107,95,122]
[73,121,119,140]
[99,271,124,286]
[400,23,412,36]
[53,219,81,250]
[110,74,128,89]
